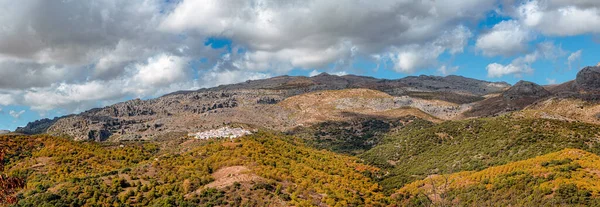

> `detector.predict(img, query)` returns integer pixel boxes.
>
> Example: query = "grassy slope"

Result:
[360,115,600,194]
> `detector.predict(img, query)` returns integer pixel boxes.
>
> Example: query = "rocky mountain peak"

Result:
[315,72,332,77]
[503,80,551,100]
[576,66,600,91]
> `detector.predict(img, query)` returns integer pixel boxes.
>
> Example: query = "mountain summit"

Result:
[576,66,600,91]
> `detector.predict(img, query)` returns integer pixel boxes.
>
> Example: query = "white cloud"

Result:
[476,20,532,56]
[513,0,600,36]
[133,54,189,87]
[162,0,491,73]
[487,63,533,78]
[546,78,557,84]
[388,25,473,73]
[9,110,25,119]
[200,69,271,88]
[438,65,459,76]
[0,0,502,113]
[0,93,16,106]
[6,0,597,116]
[486,41,564,78]
[568,50,582,70]
[22,81,126,112]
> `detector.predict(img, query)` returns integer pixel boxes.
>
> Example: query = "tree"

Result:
[0,149,25,204]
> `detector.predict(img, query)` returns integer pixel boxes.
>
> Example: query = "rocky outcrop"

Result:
[576,66,600,91]
[466,81,551,117]
[0,130,9,135]
[397,75,510,96]
[503,81,551,100]
[15,118,60,134]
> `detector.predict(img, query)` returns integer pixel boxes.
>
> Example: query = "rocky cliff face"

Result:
[15,118,59,135]
[18,74,510,141]
[0,130,9,135]
[576,66,600,92]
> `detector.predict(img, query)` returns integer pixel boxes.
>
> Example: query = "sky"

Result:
[0,0,599,130]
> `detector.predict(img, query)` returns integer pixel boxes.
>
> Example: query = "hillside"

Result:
[396,149,600,206]
[465,81,551,117]
[360,116,600,193]
[517,98,600,124]
[278,89,457,125]
[1,133,387,206]
[15,74,509,142]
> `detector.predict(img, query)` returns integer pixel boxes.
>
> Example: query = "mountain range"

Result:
[4,66,600,206]
[16,66,600,142]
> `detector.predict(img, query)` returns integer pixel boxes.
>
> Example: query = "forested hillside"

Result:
[396,149,600,206]
[5,114,600,206]
[1,133,386,207]
[360,116,600,193]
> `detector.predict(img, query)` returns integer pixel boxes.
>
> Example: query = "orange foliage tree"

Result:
[0,149,25,204]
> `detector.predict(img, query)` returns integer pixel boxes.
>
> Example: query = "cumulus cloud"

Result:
[568,50,582,70]
[162,0,491,73]
[198,54,272,87]
[476,20,533,56]
[487,41,565,78]
[512,0,600,36]
[0,0,225,112]
[0,93,16,106]
[0,0,166,65]
[200,69,271,88]
[9,110,25,119]
[438,65,459,76]
[3,0,594,116]
[19,53,200,112]
[387,25,473,73]
[487,63,533,78]
[0,0,503,113]
[133,54,189,87]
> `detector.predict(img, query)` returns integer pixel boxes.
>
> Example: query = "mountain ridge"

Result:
[16,67,600,142]
[15,73,510,141]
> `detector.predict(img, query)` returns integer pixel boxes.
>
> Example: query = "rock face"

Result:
[576,66,600,91]
[467,81,551,117]
[0,130,9,135]
[15,118,59,134]
[503,81,551,100]
[18,74,510,141]
[398,75,510,96]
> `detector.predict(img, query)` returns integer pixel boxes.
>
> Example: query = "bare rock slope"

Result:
[16,73,510,141]
[465,81,551,117]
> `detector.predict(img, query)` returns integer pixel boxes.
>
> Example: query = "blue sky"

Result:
[0,0,599,130]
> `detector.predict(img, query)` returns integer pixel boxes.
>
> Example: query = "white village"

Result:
[188,127,253,140]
